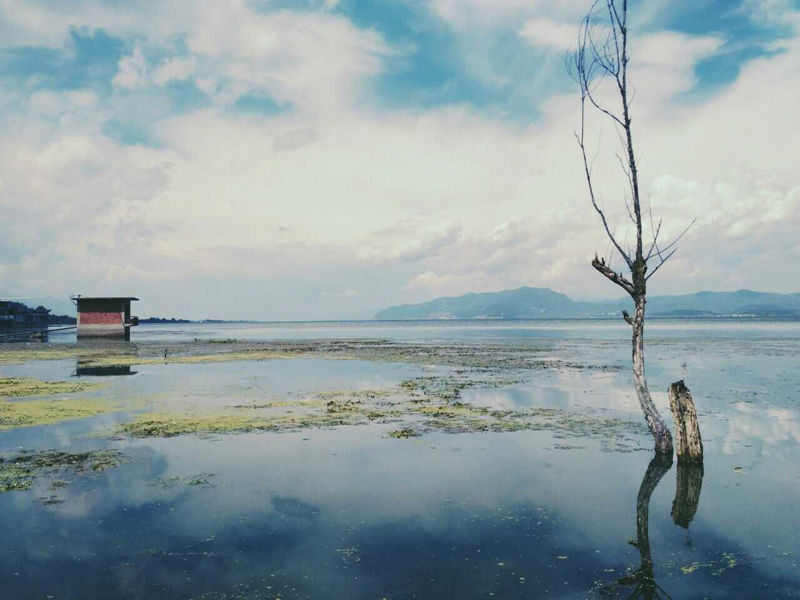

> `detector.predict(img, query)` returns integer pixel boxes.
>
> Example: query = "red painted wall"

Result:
[80,312,123,325]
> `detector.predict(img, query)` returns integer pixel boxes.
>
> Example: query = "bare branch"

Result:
[646,201,663,261]
[654,219,696,258]
[645,247,678,281]
[616,152,633,188]
[606,0,622,75]
[585,88,626,128]
[592,254,635,296]
[577,93,632,268]
[608,0,625,32]
[646,218,663,261]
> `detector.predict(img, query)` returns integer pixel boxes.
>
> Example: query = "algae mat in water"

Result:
[118,372,648,451]
[0,448,124,492]
[0,376,108,430]
[0,339,615,371]
[0,397,112,430]
[0,376,100,398]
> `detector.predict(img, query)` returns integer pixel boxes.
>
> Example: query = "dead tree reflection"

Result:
[595,454,673,599]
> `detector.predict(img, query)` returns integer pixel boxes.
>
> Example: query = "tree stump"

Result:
[668,380,703,462]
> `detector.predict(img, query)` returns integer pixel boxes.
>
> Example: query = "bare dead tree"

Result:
[569,0,693,454]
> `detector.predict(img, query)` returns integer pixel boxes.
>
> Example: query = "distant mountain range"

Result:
[374,287,800,320]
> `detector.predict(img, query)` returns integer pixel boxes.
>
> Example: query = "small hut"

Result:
[74,297,139,340]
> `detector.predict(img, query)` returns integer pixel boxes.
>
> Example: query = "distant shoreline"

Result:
[126,315,800,325]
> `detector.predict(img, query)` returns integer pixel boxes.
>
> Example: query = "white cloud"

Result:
[112,46,148,90]
[741,0,800,26]
[152,56,197,86]
[519,18,579,51]
[273,127,319,152]
[358,220,462,263]
[321,289,359,298]
[178,8,390,115]
[432,0,589,28]
[631,32,724,101]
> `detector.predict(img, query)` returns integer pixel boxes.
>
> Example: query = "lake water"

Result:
[1,320,798,599]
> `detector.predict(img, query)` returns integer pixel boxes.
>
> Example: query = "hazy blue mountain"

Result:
[375,287,800,320]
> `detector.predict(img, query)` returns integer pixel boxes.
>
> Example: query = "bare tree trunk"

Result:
[632,296,673,454]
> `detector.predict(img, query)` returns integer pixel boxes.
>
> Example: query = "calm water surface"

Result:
[1,320,798,599]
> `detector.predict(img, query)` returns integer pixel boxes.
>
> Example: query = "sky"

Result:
[1,0,799,320]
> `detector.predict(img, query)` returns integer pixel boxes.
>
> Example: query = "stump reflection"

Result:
[595,455,706,599]
[671,460,704,529]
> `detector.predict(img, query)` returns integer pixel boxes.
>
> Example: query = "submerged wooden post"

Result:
[668,380,703,462]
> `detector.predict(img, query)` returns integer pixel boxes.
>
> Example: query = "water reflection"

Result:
[75,362,138,376]
[3,321,799,598]
[71,341,140,376]
[596,455,673,599]
[672,461,704,529]
[596,454,706,599]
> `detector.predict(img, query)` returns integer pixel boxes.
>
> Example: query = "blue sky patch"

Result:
[164,79,211,113]
[233,91,289,115]
[102,118,164,148]
[0,28,123,93]
[654,0,796,98]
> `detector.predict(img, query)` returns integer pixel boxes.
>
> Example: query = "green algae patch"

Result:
[0,449,124,493]
[388,428,420,438]
[119,408,371,438]
[121,414,259,437]
[2,338,620,372]
[0,376,101,398]
[0,397,111,430]
[680,552,740,576]
[116,374,647,450]
[0,347,80,365]
[0,345,136,366]
[166,350,306,364]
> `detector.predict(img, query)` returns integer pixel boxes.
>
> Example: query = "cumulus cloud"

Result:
[358,220,462,263]
[178,7,390,114]
[631,32,724,101]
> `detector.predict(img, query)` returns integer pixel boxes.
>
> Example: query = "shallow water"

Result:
[1,321,798,599]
